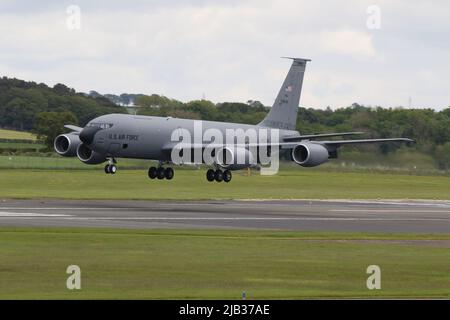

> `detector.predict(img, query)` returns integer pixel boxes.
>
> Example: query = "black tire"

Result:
[223,170,232,183]
[164,167,174,180]
[214,169,223,182]
[104,164,111,174]
[206,169,215,182]
[109,164,117,174]
[157,167,165,179]
[148,167,157,179]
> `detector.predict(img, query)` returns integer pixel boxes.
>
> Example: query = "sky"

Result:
[0,0,449,110]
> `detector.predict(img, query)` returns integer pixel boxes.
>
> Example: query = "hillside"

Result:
[0,77,127,131]
[0,128,36,141]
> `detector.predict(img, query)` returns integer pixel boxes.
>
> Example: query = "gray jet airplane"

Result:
[54,58,414,183]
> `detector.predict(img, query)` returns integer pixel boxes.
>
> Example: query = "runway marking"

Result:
[239,199,450,207]
[0,207,238,211]
[0,204,228,211]
[0,212,72,217]
[331,209,450,213]
[0,207,139,211]
[1,216,448,222]
[2,207,449,214]
[75,217,450,221]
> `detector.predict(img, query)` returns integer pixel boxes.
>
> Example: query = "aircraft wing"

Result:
[64,125,83,132]
[316,138,415,147]
[283,132,364,142]
[162,138,415,152]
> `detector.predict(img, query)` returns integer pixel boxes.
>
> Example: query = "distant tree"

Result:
[187,100,218,120]
[442,107,450,118]
[89,90,102,98]
[2,97,36,130]
[53,83,74,95]
[33,111,77,148]
[435,142,450,170]
[169,109,201,120]
[136,94,183,109]
[247,100,266,108]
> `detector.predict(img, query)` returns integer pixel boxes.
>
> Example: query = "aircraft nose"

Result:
[79,126,102,145]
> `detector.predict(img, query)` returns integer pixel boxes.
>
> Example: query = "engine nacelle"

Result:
[54,133,81,157]
[216,147,255,170]
[291,142,329,167]
[76,143,107,165]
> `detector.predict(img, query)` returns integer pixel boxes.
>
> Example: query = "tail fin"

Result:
[259,57,310,130]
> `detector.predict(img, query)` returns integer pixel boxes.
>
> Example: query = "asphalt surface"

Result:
[0,199,449,233]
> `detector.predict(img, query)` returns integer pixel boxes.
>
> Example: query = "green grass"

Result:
[0,142,45,150]
[0,168,448,200]
[336,148,439,173]
[0,228,449,299]
[0,155,148,169]
[0,152,445,174]
[0,129,36,141]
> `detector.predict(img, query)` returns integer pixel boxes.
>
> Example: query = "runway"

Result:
[0,199,449,233]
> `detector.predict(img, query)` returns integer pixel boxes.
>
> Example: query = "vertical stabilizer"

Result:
[259,57,310,130]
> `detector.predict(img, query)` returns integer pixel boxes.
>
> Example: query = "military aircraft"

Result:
[54,58,414,183]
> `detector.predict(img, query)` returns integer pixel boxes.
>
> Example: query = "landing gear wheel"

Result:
[223,170,232,183]
[206,169,215,182]
[109,164,117,174]
[148,167,157,179]
[105,164,117,174]
[164,167,174,180]
[157,167,165,180]
[214,169,223,182]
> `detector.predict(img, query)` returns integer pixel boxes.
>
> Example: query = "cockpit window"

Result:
[88,123,114,129]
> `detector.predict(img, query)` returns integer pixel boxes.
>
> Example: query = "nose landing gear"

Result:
[104,163,117,174]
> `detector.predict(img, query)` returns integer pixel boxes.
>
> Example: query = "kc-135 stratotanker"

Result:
[54,58,414,183]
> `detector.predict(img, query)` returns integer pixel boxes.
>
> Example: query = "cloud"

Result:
[318,30,376,57]
[0,0,448,110]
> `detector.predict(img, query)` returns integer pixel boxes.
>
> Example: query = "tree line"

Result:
[0,77,126,131]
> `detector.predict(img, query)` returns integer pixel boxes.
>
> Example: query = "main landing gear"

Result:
[206,169,232,183]
[148,166,174,180]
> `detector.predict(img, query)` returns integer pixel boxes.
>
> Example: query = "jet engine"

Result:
[291,142,329,167]
[76,143,107,165]
[54,133,81,157]
[215,147,255,170]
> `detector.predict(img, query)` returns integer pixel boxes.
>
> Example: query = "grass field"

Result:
[0,142,45,150]
[0,228,449,299]
[0,168,448,200]
[0,153,444,174]
[0,155,147,169]
[0,129,36,141]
